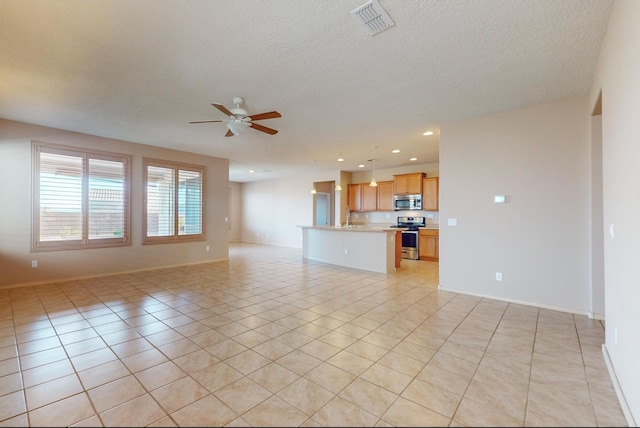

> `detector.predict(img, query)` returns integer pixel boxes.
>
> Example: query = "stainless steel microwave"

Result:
[393,194,422,211]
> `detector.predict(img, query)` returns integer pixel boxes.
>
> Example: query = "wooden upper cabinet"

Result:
[394,173,425,194]
[348,181,393,212]
[422,177,439,211]
[377,181,394,211]
[361,184,378,211]
[347,183,362,212]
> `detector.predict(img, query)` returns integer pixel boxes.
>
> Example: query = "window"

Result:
[143,158,205,244]
[33,142,131,251]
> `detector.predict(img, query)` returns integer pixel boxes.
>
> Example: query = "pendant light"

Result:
[369,145,378,187]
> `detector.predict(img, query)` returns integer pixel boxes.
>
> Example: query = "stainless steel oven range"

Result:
[391,216,426,260]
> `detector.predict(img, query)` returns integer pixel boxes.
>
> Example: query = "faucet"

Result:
[345,205,351,229]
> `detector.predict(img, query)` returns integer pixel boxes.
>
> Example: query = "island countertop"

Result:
[298,224,439,232]
[297,225,399,233]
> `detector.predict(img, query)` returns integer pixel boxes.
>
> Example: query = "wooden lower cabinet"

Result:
[395,230,402,268]
[419,229,439,261]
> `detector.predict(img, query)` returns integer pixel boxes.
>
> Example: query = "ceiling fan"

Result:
[189,97,281,137]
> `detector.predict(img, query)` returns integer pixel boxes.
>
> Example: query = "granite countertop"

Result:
[299,224,439,231]
[298,225,397,233]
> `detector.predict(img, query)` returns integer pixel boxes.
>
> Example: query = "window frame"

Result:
[32,141,132,252]
[142,157,206,245]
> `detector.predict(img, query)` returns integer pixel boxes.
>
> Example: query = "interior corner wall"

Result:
[439,96,591,314]
[588,1,640,423]
[0,119,230,288]
[228,182,242,242]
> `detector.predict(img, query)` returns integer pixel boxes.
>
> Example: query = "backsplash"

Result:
[349,210,439,227]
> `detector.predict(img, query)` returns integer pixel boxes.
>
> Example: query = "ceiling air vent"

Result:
[351,0,395,35]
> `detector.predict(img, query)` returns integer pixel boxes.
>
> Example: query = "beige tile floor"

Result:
[0,242,627,427]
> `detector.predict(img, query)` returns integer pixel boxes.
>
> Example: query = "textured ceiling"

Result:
[0,0,613,182]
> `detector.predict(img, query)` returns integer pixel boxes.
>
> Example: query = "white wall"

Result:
[0,119,230,288]
[239,171,341,248]
[589,1,640,423]
[439,97,591,314]
[589,114,605,317]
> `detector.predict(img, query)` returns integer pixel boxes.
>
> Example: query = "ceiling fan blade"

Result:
[212,103,233,117]
[225,129,234,137]
[250,122,278,135]
[189,120,224,123]
[249,111,281,121]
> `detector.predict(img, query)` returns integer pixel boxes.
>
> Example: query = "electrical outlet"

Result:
[206,245,210,252]
[344,248,348,254]
[448,218,457,226]
[495,272,503,281]
[32,260,38,268]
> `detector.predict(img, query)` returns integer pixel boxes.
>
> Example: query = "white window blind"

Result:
[33,143,130,251]
[178,169,202,236]
[144,159,205,243]
[38,150,83,243]
[88,157,127,239]
[146,165,175,237]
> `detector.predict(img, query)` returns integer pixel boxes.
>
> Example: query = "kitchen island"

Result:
[298,225,400,274]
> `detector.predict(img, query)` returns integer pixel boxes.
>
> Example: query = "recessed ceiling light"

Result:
[249,170,255,173]
[409,157,417,161]
[358,164,365,168]
[423,131,434,136]
[392,149,400,153]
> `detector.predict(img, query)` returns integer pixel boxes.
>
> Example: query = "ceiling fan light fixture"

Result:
[227,121,250,136]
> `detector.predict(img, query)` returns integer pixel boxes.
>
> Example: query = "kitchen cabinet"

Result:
[419,229,439,261]
[377,181,394,211]
[394,172,425,195]
[361,184,377,211]
[395,230,402,268]
[347,183,362,212]
[422,177,439,211]
[348,181,393,212]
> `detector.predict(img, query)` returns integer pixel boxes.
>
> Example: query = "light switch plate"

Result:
[448,218,457,226]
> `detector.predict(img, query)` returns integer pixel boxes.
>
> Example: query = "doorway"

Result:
[312,181,336,226]
[315,192,330,226]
